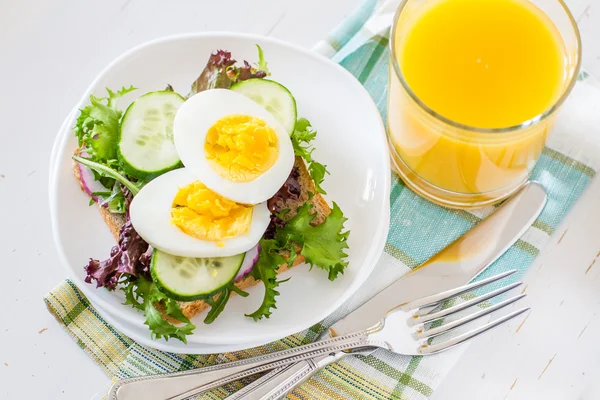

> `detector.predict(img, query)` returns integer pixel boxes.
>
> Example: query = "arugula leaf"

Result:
[203,283,249,324]
[245,239,289,321]
[73,156,141,195]
[275,201,349,281]
[121,277,196,343]
[91,181,127,213]
[256,45,270,76]
[290,118,329,194]
[74,86,136,161]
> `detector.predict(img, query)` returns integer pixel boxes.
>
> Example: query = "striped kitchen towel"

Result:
[45,0,600,399]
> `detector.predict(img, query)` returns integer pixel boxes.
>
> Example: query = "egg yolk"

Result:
[204,114,279,182]
[171,181,253,241]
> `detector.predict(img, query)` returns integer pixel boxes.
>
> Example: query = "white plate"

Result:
[49,32,390,348]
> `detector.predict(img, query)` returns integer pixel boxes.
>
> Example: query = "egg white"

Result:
[130,168,270,258]
[173,89,295,205]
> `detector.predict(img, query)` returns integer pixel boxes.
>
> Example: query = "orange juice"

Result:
[388,0,574,207]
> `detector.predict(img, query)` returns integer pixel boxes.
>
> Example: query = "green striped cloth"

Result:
[45,1,600,399]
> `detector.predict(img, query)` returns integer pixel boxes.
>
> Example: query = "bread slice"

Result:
[73,153,331,320]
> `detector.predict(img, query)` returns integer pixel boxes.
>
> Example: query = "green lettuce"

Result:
[290,118,329,194]
[247,200,349,320]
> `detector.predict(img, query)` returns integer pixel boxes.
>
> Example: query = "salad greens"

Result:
[74,86,138,212]
[204,282,249,324]
[290,118,329,194]
[246,239,289,321]
[247,199,349,320]
[90,181,128,214]
[73,156,141,195]
[278,200,349,281]
[189,45,269,95]
[122,276,196,343]
[74,86,136,161]
[76,46,350,342]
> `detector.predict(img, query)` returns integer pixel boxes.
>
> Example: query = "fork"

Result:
[223,269,529,400]
[109,270,527,400]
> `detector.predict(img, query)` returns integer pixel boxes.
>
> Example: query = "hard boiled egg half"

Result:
[130,168,270,258]
[173,89,295,205]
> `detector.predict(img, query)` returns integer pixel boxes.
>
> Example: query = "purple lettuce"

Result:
[237,61,268,81]
[267,167,301,214]
[84,218,150,290]
[84,189,151,290]
[189,48,269,96]
[264,168,301,239]
[190,50,237,95]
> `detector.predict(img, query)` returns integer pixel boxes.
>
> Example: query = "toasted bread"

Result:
[73,152,330,320]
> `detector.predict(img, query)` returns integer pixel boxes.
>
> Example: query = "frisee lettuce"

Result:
[74,86,136,161]
[245,239,289,321]
[122,277,195,343]
[247,199,349,320]
[290,118,329,194]
[74,86,137,213]
[277,201,349,281]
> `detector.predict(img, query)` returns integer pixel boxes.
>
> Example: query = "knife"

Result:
[109,181,546,400]
[225,181,547,400]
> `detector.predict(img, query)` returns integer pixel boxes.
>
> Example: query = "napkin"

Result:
[45,0,600,398]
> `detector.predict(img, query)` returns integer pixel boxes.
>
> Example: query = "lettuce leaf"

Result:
[74,86,135,161]
[290,118,329,194]
[245,239,289,321]
[91,181,127,214]
[122,277,196,343]
[189,46,269,95]
[190,50,237,95]
[204,282,249,324]
[276,201,349,281]
[247,200,350,320]
[84,205,149,290]
[73,86,136,213]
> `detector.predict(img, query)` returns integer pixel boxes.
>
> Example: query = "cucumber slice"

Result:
[118,90,185,180]
[151,249,245,301]
[230,79,297,135]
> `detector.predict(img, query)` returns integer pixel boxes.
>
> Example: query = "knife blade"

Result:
[330,180,546,336]
[225,181,547,400]
[224,181,546,400]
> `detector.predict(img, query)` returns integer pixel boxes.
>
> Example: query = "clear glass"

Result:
[387,0,581,208]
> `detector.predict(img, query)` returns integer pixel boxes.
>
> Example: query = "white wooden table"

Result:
[0,0,598,399]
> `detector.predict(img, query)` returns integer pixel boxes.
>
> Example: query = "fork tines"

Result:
[406,270,529,355]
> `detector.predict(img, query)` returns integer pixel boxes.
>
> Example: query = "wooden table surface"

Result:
[0,0,599,399]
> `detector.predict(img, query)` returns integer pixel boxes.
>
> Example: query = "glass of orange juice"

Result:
[388,0,581,208]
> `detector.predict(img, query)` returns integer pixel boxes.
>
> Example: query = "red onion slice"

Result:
[235,244,260,282]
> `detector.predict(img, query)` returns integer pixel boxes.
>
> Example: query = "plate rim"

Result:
[49,31,391,347]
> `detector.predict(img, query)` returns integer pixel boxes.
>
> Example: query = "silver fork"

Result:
[108,270,527,400]
[107,271,528,400]
[224,269,528,400]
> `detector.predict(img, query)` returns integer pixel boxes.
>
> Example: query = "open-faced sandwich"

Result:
[73,46,349,342]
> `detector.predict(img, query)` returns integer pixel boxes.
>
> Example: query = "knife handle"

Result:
[227,352,348,400]
[107,332,370,400]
